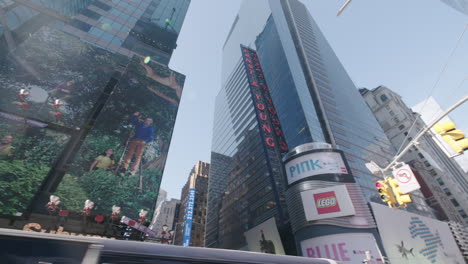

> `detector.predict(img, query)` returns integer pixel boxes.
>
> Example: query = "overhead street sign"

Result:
[392,164,420,194]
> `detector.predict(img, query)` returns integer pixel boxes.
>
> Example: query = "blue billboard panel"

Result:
[182,188,196,247]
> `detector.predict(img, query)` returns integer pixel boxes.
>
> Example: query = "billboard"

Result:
[182,188,196,246]
[284,151,348,185]
[300,185,355,221]
[244,217,285,255]
[240,45,288,153]
[0,26,184,237]
[301,233,384,263]
[370,202,464,264]
[0,112,71,216]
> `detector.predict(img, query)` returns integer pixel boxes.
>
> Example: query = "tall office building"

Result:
[150,198,180,235]
[441,0,468,16]
[361,86,467,223]
[175,161,209,247]
[207,0,433,253]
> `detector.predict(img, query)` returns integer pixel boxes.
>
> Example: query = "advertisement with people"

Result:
[0,25,185,237]
[370,202,464,264]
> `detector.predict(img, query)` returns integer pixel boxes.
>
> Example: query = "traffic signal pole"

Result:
[382,95,468,173]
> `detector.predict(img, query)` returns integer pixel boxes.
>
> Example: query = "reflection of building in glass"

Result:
[440,0,468,16]
[361,86,468,223]
[175,161,209,247]
[1,0,190,64]
[62,0,190,64]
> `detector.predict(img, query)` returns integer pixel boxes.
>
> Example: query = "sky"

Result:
[161,0,468,200]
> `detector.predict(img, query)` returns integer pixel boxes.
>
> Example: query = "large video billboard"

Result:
[370,202,464,264]
[0,26,184,236]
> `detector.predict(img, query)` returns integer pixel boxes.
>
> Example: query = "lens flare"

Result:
[144,56,151,64]
[101,24,112,31]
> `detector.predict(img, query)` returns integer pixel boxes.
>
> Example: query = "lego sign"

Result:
[285,151,348,185]
[301,185,355,221]
[314,191,341,214]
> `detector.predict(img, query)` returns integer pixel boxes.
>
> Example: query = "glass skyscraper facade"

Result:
[1,0,189,64]
[206,58,289,250]
[207,0,434,251]
[441,0,468,16]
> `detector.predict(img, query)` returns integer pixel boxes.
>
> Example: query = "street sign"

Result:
[121,216,157,237]
[391,164,420,194]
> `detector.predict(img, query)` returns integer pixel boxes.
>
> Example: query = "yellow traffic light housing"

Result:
[433,121,468,154]
[375,180,397,208]
[388,178,412,207]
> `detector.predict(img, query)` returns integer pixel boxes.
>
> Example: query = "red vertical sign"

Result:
[240,45,288,153]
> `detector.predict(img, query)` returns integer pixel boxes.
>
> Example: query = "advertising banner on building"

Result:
[285,151,348,185]
[370,202,464,264]
[240,45,288,153]
[182,188,196,247]
[300,185,355,221]
[244,217,285,255]
[0,26,185,238]
[301,233,384,263]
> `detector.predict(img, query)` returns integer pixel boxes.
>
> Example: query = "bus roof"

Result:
[0,228,340,264]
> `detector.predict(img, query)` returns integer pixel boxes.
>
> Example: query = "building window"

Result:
[459,210,468,218]
[404,132,408,136]
[423,160,431,167]
[429,169,437,176]
[418,153,425,159]
[398,124,405,130]
[70,19,92,32]
[436,178,444,186]
[451,199,460,207]
[389,111,395,116]
[443,188,452,196]
[380,94,388,102]
[82,9,101,20]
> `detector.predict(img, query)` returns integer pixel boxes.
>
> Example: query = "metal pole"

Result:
[382,95,468,172]
[337,0,353,16]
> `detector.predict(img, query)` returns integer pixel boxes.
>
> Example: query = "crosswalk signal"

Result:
[375,180,396,208]
[433,121,468,154]
[388,178,412,207]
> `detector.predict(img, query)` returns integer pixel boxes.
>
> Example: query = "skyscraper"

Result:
[440,0,468,16]
[175,161,209,247]
[207,0,433,253]
[361,86,467,223]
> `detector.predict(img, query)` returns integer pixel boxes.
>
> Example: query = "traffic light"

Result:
[375,180,396,208]
[388,178,412,207]
[433,121,468,154]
